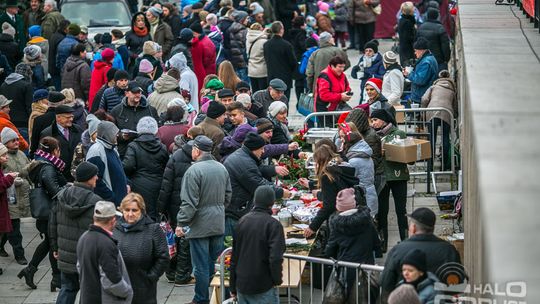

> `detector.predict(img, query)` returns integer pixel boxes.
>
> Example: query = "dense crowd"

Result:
[0,0,461,303]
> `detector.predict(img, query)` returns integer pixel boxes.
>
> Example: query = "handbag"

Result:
[29,171,53,220]
[322,262,348,304]
[371,4,382,15]
[296,92,315,119]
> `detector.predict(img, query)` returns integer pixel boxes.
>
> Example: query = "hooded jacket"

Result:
[88,60,112,109]
[122,134,169,220]
[421,77,457,126]
[167,53,199,111]
[61,55,92,101]
[346,111,383,175]
[125,12,152,58]
[147,74,182,116]
[170,40,194,70]
[345,140,378,216]
[246,28,268,78]
[49,183,102,273]
[0,73,33,128]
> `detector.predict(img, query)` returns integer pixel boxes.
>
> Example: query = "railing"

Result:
[218,247,384,304]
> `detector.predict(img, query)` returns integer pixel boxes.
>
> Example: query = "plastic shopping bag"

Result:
[159,216,177,258]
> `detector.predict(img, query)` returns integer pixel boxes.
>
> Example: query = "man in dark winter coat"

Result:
[30,91,65,155]
[39,105,83,181]
[223,133,289,237]
[0,66,33,136]
[198,101,226,159]
[49,162,102,304]
[170,28,194,70]
[100,70,130,112]
[61,43,91,101]
[228,11,249,81]
[0,1,27,52]
[0,22,22,68]
[416,9,451,71]
[274,0,299,37]
[230,185,286,303]
[56,24,81,74]
[263,22,297,100]
[251,79,289,118]
[380,207,461,300]
[77,201,133,304]
[49,20,70,90]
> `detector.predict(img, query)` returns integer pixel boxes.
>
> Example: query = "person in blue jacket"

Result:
[351,39,386,103]
[403,37,438,104]
[91,33,125,71]
[56,24,81,73]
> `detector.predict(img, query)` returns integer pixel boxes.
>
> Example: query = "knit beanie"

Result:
[232,124,257,143]
[0,143,8,156]
[388,285,421,304]
[101,33,112,44]
[231,10,249,23]
[207,102,227,119]
[268,101,287,117]
[28,25,41,37]
[33,89,49,102]
[143,41,158,56]
[336,188,356,212]
[365,78,382,94]
[401,249,427,273]
[67,23,81,36]
[345,109,370,133]
[136,116,159,135]
[206,78,224,90]
[370,109,395,124]
[253,185,276,208]
[413,37,429,50]
[179,28,194,42]
[383,51,398,65]
[189,22,203,34]
[319,31,332,44]
[114,70,130,81]
[86,114,100,136]
[75,161,99,182]
[318,1,330,13]
[148,6,163,17]
[243,132,265,150]
[1,128,19,144]
[24,45,41,61]
[236,93,251,108]
[101,48,115,62]
[256,118,273,134]
[364,39,379,53]
[106,68,118,82]
[1,22,15,38]
[250,2,264,15]
[139,59,154,73]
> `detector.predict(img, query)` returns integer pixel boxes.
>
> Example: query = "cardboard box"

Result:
[384,138,432,163]
[393,105,406,123]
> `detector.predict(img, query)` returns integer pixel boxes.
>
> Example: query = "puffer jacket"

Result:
[157,143,193,227]
[49,183,101,274]
[421,77,457,126]
[3,150,30,219]
[100,86,127,113]
[113,215,169,304]
[122,134,169,220]
[61,55,92,101]
[134,73,154,96]
[0,73,33,128]
[26,58,47,90]
[345,140,378,216]
[56,35,79,71]
[347,0,380,24]
[0,33,22,68]
[246,28,268,78]
[416,19,451,64]
[218,136,241,162]
[88,60,112,110]
[333,4,349,33]
[147,74,182,116]
[228,22,248,69]
[345,110,383,175]
[223,146,284,220]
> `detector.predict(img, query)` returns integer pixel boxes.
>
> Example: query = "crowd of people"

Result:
[0,0,461,303]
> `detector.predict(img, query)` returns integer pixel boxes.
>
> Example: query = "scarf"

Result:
[35,149,66,172]
[133,26,148,37]
[375,123,394,137]
[149,18,159,37]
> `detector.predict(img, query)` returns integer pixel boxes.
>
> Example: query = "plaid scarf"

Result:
[35,149,66,172]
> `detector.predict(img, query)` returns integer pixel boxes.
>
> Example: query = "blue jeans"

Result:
[189,235,224,303]
[56,272,79,304]
[238,288,279,304]
[224,217,237,239]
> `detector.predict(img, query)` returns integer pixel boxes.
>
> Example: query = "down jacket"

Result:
[4,150,31,219]
[61,55,92,101]
[421,77,457,126]
[345,140,378,216]
[228,22,248,69]
[56,35,79,72]
[100,86,127,113]
[147,74,182,116]
[246,28,268,78]
[416,19,451,64]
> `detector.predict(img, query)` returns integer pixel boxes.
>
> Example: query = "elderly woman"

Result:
[267,101,290,145]
[114,193,169,304]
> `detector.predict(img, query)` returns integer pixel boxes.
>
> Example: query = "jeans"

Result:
[238,288,279,304]
[377,180,408,242]
[235,67,250,83]
[56,272,79,304]
[189,235,224,303]
[427,118,451,171]
[224,217,237,238]
[0,219,24,258]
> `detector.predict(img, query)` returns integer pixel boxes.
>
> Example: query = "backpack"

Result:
[299,46,318,75]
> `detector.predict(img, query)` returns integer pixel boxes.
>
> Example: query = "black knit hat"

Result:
[75,161,99,182]
[364,39,379,53]
[243,132,265,150]
[427,8,439,20]
[48,92,66,104]
[106,68,118,82]
[370,109,395,125]
[401,249,427,272]
[189,22,203,34]
[254,185,276,208]
[114,70,130,81]
[207,102,226,119]
[413,37,429,50]
[256,118,273,134]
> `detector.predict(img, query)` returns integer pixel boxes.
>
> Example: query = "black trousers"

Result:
[0,218,24,258]
[377,180,408,242]
[249,77,268,93]
[354,22,376,51]
[29,219,59,274]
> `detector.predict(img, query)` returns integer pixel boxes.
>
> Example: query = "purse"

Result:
[29,172,52,220]
[296,92,314,117]
[322,262,348,304]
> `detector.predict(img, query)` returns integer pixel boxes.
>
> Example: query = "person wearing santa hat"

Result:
[365,77,392,114]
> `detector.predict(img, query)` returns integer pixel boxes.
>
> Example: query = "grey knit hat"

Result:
[387,284,421,304]
[24,45,42,61]
[1,22,15,38]
[1,127,19,144]
[136,116,159,135]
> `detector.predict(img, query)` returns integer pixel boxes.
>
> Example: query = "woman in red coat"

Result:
[88,48,115,110]
[190,23,217,91]
[315,56,352,126]
[0,143,17,275]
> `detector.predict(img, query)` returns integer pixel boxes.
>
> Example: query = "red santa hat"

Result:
[365,78,383,94]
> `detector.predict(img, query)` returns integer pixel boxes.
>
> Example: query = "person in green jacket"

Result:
[370,108,410,252]
[0,0,27,52]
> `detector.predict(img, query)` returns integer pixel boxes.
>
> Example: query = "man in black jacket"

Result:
[380,207,462,300]
[77,201,133,304]
[230,185,285,302]
[30,91,65,156]
[49,162,102,304]
[0,65,33,137]
[263,21,297,100]
[39,105,82,181]
[48,19,70,90]
[416,9,451,72]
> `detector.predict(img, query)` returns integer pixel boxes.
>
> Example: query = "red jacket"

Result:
[0,169,15,233]
[191,35,216,91]
[0,112,29,151]
[88,61,112,110]
[316,66,351,111]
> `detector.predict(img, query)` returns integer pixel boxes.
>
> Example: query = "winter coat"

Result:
[56,35,80,71]
[23,8,45,32]
[27,36,50,77]
[228,22,248,69]
[218,135,241,162]
[274,0,297,33]
[381,233,461,294]
[251,89,289,119]
[416,20,451,64]
[333,4,349,33]
[315,13,334,35]
[397,273,440,304]
[398,14,416,65]
[28,102,48,142]
[326,207,380,264]
[421,77,457,126]
[152,22,174,59]
[306,41,350,91]
[0,73,33,128]
[230,207,286,294]
[148,74,182,116]
[198,117,225,159]
[29,108,56,156]
[26,59,46,90]
[164,14,183,38]
[40,123,82,181]
[347,0,380,24]
[134,73,154,96]
[380,125,409,181]
[0,12,25,52]
[177,154,232,239]
[125,13,152,59]
[408,51,438,102]
[309,165,359,231]
[27,160,68,207]
[88,60,112,109]
[288,27,307,66]
[100,86,127,113]
[0,168,15,233]
[191,35,217,90]
[223,146,284,220]
[48,30,66,77]
[268,117,291,145]
[368,91,393,114]
[77,225,134,304]
[0,52,11,84]
[382,64,405,105]
[49,183,101,274]
[263,35,297,88]
[167,52,199,111]
[246,28,268,78]
[61,55,92,101]
[157,122,190,150]
[0,113,29,151]
[157,143,193,226]
[3,150,30,219]
[0,34,22,69]
[345,140,378,215]
[217,18,234,61]
[122,134,169,220]
[348,113,383,175]
[114,215,169,304]
[40,10,64,40]
[316,66,352,112]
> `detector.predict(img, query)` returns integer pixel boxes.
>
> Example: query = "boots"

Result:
[17,265,37,289]
[50,273,61,292]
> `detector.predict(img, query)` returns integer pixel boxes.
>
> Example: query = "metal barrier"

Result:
[218,247,384,304]
[302,107,458,193]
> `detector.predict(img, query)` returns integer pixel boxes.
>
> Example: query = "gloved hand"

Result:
[351,65,360,79]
